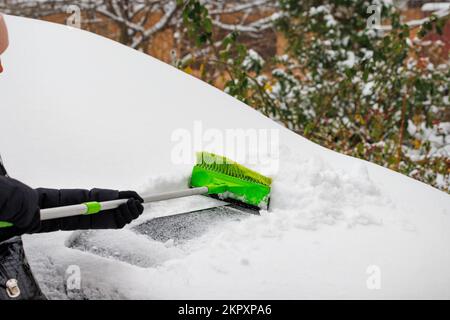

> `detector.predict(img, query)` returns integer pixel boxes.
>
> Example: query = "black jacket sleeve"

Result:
[0,176,40,231]
[36,188,120,233]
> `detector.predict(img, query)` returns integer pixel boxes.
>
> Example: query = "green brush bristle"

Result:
[196,152,272,187]
[191,152,272,209]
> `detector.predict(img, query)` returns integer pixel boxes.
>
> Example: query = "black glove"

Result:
[36,188,144,233]
[90,191,144,229]
[0,176,41,239]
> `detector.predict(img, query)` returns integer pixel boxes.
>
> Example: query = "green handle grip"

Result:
[0,221,13,228]
[0,201,104,229]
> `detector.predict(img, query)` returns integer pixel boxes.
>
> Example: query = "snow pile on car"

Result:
[0,15,449,299]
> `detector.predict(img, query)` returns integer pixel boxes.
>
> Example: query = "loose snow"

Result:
[0,15,449,299]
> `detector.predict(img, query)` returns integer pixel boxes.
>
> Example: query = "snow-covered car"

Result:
[0,15,449,299]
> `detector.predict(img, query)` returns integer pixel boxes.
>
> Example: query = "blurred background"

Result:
[1,0,449,192]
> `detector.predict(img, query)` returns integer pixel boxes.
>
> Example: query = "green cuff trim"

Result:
[84,202,102,215]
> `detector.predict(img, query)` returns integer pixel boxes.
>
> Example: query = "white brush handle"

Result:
[38,187,209,221]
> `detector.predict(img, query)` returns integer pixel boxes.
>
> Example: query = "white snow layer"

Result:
[0,16,449,299]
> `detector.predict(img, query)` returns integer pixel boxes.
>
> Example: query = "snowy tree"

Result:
[0,0,277,50]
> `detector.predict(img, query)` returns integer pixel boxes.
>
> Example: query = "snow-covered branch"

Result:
[208,0,275,15]
[1,0,280,48]
[375,8,450,31]
[212,11,281,33]
[131,1,177,48]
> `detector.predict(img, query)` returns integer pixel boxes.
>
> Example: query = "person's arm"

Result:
[0,176,143,240]
[0,13,9,55]
[0,176,41,235]
[36,188,143,233]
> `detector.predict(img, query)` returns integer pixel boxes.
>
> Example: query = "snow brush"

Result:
[190,152,272,210]
[0,152,271,232]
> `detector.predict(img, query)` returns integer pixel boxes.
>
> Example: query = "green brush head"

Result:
[190,152,272,209]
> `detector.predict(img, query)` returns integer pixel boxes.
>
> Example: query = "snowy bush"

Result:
[181,0,450,192]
